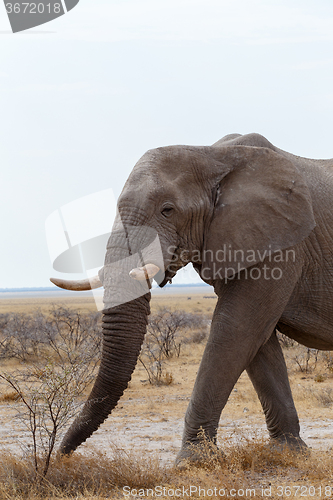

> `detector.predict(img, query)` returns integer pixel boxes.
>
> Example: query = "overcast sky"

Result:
[1,0,333,288]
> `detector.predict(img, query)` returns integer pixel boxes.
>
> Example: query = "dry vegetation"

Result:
[0,440,333,499]
[0,290,333,499]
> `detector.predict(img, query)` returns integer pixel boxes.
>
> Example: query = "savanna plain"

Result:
[0,288,333,499]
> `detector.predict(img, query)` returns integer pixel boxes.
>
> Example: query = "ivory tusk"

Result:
[129,264,160,281]
[50,275,102,291]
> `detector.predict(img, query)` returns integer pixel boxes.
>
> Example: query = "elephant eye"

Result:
[161,207,174,218]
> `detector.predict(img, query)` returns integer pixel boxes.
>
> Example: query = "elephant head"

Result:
[55,135,315,455]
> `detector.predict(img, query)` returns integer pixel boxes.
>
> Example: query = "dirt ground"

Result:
[1,373,332,465]
[0,288,333,466]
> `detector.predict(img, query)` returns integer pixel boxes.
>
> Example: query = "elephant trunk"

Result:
[58,220,161,455]
[59,292,150,455]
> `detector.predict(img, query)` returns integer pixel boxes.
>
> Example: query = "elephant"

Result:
[52,132,333,464]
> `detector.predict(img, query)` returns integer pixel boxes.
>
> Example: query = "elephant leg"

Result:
[246,330,307,450]
[176,266,301,465]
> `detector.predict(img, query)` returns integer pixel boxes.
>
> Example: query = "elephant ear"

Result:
[201,146,315,280]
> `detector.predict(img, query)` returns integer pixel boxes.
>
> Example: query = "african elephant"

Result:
[52,132,333,463]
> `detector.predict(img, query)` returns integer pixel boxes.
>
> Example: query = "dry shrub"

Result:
[314,387,333,407]
[0,307,101,363]
[175,433,333,500]
[0,390,21,402]
[321,352,333,373]
[224,438,303,472]
[188,328,208,344]
[139,309,209,385]
[171,434,330,500]
[0,340,102,478]
[293,384,333,407]
[277,331,296,348]
[163,372,173,385]
[293,348,319,373]
[180,431,303,474]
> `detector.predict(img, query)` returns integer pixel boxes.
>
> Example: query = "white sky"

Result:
[1,0,333,287]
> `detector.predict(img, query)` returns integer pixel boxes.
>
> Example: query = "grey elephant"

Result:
[52,132,333,463]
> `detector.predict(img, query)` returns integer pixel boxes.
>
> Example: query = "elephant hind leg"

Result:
[246,330,307,450]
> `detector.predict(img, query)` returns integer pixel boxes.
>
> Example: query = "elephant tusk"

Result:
[50,275,103,291]
[129,264,160,281]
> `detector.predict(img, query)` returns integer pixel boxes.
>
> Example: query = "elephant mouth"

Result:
[157,255,183,287]
[157,270,176,287]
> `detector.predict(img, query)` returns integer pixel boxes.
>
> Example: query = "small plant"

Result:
[315,387,333,407]
[322,352,333,373]
[0,312,46,361]
[163,371,173,385]
[0,390,21,402]
[47,306,101,365]
[277,331,296,348]
[0,306,102,480]
[314,374,325,383]
[188,328,208,344]
[0,358,96,479]
[0,307,102,362]
[294,348,319,373]
[147,309,185,358]
[139,345,172,385]
[147,309,207,358]
[139,309,208,385]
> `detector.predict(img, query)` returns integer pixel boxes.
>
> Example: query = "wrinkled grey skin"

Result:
[59,133,333,463]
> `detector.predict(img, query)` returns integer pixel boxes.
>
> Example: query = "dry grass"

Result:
[0,447,167,499]
[0,441,332,500]
[0,390,21,402]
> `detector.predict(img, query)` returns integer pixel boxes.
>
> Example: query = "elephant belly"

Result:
[277,322,333,350]
[278,274,333,350]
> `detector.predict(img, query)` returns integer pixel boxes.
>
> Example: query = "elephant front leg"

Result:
[246,330,307,450]
[176,270,300,466]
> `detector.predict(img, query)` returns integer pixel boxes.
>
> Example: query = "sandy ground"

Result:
[1,392,332,464]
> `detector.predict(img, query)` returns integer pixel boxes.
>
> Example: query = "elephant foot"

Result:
[175,441,225,469]
[269,435,309,455]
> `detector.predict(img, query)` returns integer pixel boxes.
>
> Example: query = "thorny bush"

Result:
[0,307,101,362]
[0,306,103,479]
[139,308,209,385]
